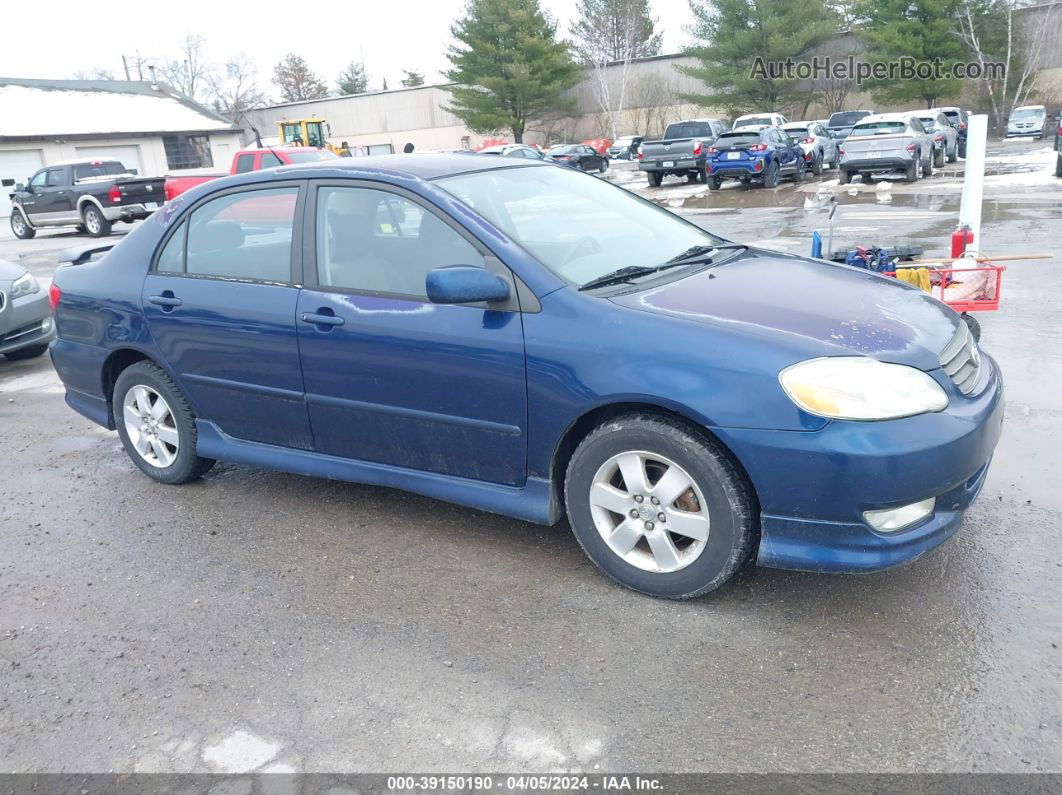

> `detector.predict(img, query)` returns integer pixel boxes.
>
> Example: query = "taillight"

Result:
[49,283,61,312]
[959,122,966,129]
[754,161,763,171]
[108,185,121,204]
[905,143,917,154]
[750,143,768,151]
[838,147,845,155]
[637,150,644,160]
[692,142,702,156]
[934,134,944,142]
[803,137,815,144]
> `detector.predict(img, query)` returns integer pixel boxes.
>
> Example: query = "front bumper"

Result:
[0,289,55,355]
[1006,126,1043,137]
[716,352,1005,572]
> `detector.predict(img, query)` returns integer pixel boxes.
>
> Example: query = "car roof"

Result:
[1013,104,1045,111]
[50,158,126,167]
[269,152,543,181]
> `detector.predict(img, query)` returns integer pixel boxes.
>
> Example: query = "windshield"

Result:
[1010,108,1044,119]
[942,110,961,121]
[734,116,772,129]
[829,111,871,127]
[285,150,339,163]
[714,132,762,147]
[850,121,905,136]
[436,165,724,286]
[663,122,711,139]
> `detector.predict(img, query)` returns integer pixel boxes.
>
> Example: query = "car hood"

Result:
[608,249,959,371]
[0,258,26,283]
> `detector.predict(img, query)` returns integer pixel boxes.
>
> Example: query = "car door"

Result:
[42,166,75,221]
[141,182,315,450]
[19,170,49,222]
[295,181,528,485]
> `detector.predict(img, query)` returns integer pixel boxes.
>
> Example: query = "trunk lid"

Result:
[111,176,165,205]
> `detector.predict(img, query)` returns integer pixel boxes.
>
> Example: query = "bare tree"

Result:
[71,67,116,81]
[161,33,212,100]
[955,0,1055,129]
[627,72,683,138]
[208,56,267,120]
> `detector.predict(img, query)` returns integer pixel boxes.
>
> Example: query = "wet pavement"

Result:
[1,140,1060,774]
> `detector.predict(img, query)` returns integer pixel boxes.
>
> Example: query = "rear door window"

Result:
[166,187,300,282]
[45,168,67,187]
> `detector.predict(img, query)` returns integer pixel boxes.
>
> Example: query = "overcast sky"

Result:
[2,0,696,104]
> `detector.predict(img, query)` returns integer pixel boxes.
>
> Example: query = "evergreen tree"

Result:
[401,70,426,87]
[857,0,966,107]
[273,54,330,102]
[571,0,662,64]
[679,0,836,114]
[445,0,579,142]
[336,61,369,95]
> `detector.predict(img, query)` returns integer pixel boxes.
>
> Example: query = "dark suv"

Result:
[937,107,969,158]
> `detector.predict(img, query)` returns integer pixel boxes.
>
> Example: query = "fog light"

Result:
[42,317,52,332]
[863,497,935,533]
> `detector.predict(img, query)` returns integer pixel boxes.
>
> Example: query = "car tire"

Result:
[811,152,823,175]
[962,312,981,342]
[933,146,945,168]
[81,205,111,238]
[599,159,608,173]
[905,160,919,182]
[924,151,934,177]
[840,169,853,185]
[763,160,780,188]
[10,209,35,240]
[958,141,967,159]
[830,149,840,169]
[564,413,757,599]
[647,172,662,188]
[1055,153,1062,178]
[113,361,216,485]
[686,171,699,183]
[947,143,958,163]
[707,175,722,190]
[3,343,49,360]
[792,158,806,183]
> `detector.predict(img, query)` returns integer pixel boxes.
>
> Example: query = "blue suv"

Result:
[48,155,1003,599]
[706,127,806,189]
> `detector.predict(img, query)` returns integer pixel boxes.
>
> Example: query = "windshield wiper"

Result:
[663,243,748,266]
[579,244,748,291]
[578,265,662,291]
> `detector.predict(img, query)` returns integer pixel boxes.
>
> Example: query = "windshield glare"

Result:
[850,122,905,136]
[829,111,870,126]
[436,165,723,286]
[549,145,577,154]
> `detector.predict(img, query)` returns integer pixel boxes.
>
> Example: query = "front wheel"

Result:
[564,414,756,599]
[10,209,35,239]
[113,362,215,485]
[81,205,111,237]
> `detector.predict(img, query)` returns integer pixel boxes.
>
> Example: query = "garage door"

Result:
[75,145,143,176]
[0,149,44,218]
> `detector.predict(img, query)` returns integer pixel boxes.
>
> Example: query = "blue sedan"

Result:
[48,155,1003,598]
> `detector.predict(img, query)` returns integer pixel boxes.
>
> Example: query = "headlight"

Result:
[10,272,40,299]
[780,357,948,420]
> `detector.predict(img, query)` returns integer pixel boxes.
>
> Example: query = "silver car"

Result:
[915,111,960,166]
[0,260,54,360]
[1007,105,1047,138]
[839,112,934,184]
[781,121,840,174]
[477,144,545,160]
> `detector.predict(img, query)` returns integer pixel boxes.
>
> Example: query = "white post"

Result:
[958,114,988,251]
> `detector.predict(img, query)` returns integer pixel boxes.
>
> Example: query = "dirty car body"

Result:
[48,155,1004,597]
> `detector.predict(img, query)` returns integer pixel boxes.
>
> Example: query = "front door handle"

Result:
[149,294,182,308]
[300,311,345,327]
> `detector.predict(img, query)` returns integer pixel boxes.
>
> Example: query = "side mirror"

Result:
[426,266,510,305]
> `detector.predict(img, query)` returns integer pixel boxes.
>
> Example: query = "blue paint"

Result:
[48,153,1004,574]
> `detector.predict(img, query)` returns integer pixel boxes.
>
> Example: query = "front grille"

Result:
[938,321,982,395]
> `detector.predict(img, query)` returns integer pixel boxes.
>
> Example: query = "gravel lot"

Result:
[1,139,1060,774]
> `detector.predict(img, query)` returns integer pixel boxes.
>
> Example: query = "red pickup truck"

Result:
[164,147,339,201]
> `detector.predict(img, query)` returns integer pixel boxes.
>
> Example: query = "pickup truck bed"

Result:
[638,119,727,187]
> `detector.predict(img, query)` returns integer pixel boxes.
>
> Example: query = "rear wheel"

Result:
[599,159,608,173]
[1055,153,1062,178]
[564,413,756,599]
[10,209,35,239]
[958,140,967,159]
[947,142,958,163]
[113,362,215,485]
[647,171,663,187]
[707,175,722,190]
[81,204,111,237]
[792,158,806,183]
[3,343,49,360]
[811,152,823,175]
[924,151,934,177]
[933,146,944,168]
[686,171,699,183]
[763,160,780,188]
[840,169,854,185]
[905,159,920,182]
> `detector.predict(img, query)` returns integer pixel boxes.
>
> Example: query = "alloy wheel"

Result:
[85,210,101,235]
[588,451,710,573]
[122,385,180,468]
[11,212,25,236]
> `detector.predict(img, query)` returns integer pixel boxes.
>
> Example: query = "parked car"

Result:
[732,112,789,131]
[915,111,960,167]
[607,135,644,160]
[937,107,969,158]
[1006,105,1047,138]
[546,144,608,172]
[164,146,339,201]
[826,109,876,140]
[638,119,728,187]
[781,121,840,174]
[0,259,54,360]
[705,126,807,189]
[8,160,165,240]
[478,144,545,160]
[48,153,1004,599]
[839,113,934,184]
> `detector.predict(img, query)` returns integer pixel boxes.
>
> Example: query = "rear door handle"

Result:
[148,295,182,307]
[300,312,345,327]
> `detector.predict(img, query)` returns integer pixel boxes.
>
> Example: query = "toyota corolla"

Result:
[48,155,1004,598]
